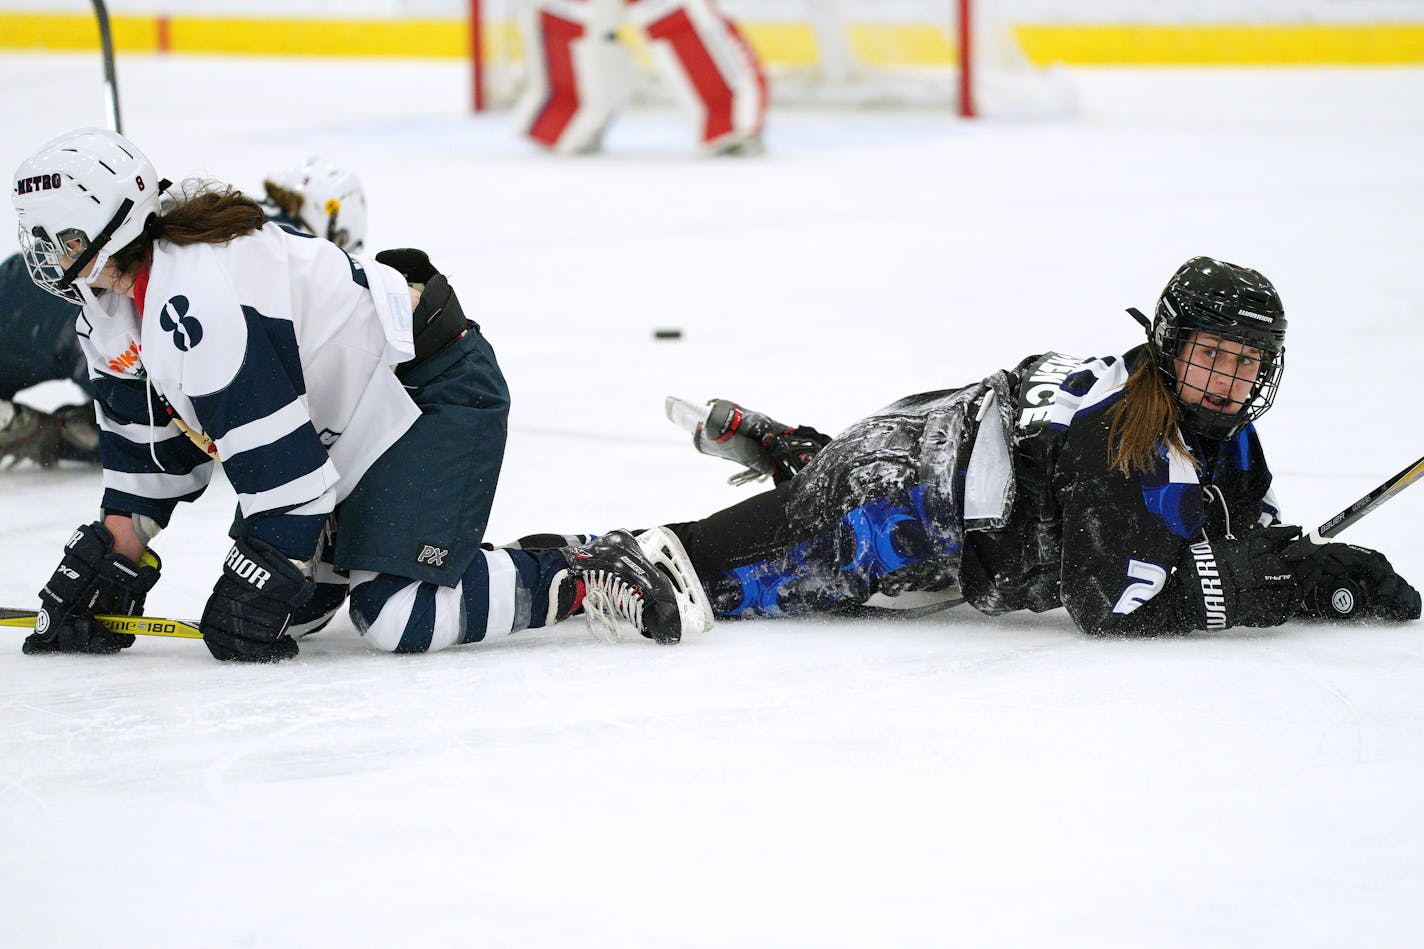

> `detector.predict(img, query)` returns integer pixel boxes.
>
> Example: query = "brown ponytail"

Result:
[109,178,267,278]
[1106,359,1192,475]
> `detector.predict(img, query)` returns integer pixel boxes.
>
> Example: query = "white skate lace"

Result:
[581,569,645,644]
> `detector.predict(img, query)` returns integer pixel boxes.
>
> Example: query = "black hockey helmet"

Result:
[1129,256,1287,440]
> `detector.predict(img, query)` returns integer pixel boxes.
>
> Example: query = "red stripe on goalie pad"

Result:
[645,8,735,143]
[528,12,587,148]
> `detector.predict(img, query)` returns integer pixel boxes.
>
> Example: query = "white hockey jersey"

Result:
[77,223,419,557]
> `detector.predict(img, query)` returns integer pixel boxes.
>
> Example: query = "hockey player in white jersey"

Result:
[515,0,766,155]
[260,156,368,253]
[11,127,711,660]
[0,155,367,469]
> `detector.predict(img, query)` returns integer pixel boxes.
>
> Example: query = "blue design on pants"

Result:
[715,484,960,619]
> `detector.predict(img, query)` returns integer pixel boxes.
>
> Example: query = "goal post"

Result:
[469,0,1073,118]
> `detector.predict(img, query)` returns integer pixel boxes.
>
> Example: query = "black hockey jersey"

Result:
[960,345,1281,634]
[779,344,1282,633]
[0,252,89,400]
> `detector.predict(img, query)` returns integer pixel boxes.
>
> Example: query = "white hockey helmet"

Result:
[12,127,163,302]
[262,157,367,252]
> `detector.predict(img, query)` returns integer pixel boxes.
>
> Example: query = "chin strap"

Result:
[1126,307,1152,332]
[56,197,135,292]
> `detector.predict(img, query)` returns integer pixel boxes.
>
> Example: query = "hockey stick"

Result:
[91,0,123,134]
[0,607,201,640]
[1285,453,1424,558]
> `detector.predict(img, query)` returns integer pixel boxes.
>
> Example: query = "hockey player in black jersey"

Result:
[659,256,1420,634]
[0,250,98,466]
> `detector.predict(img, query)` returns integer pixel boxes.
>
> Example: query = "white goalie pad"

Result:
[627,0,766,151]
[513,0,632,153]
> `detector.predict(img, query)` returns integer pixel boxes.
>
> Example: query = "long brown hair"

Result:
[1107,358,1190,475]
[109,178,268,277]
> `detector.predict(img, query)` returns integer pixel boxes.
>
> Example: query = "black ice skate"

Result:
[553,528,713,645]
[53,402,101,465]
[665,397,832,486]
[0,400,102,468]
[0,400,59,468]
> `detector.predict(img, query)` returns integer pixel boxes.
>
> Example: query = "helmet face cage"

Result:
[1147,256,1288,440]
[17,223,82,302]
[1156,319,1284,440]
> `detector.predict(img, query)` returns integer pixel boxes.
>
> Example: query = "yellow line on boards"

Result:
[2,15,1423,67]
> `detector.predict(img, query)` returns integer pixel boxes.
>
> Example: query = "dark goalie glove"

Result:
[25,522,161,655]
[1180,526,1305,630]
[1286,542,1421,622]
[201,537,315,662]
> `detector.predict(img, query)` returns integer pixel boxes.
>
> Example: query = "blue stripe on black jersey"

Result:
[1203,427,1256,474]
[1049,388,1127,432]
[1139,445,1205,540]
[189,305,306,441]
[1234,426,1254,470]
[1140,482,1202,539]
[1062,368,1100,398]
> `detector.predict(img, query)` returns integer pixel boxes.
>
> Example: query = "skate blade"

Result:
[664,396,709,436]
[636,526,714,635]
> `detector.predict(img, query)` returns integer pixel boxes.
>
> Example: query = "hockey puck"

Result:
[653,328,683,340]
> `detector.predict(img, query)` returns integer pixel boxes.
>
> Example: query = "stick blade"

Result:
[0,608,203,640]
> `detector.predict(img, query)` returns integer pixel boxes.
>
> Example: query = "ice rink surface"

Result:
[1,53,1422,947]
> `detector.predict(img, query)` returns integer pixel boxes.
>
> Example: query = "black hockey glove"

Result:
[1286,542,1422,622]
[376,248,471,375]
[200,537,314,663]
[1180,526,1304,630]
[24,522,161,655]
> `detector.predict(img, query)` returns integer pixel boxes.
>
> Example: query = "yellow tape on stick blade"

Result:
[0,608,202,640]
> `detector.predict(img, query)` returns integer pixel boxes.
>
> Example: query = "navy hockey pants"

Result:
[291,327,568,653]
